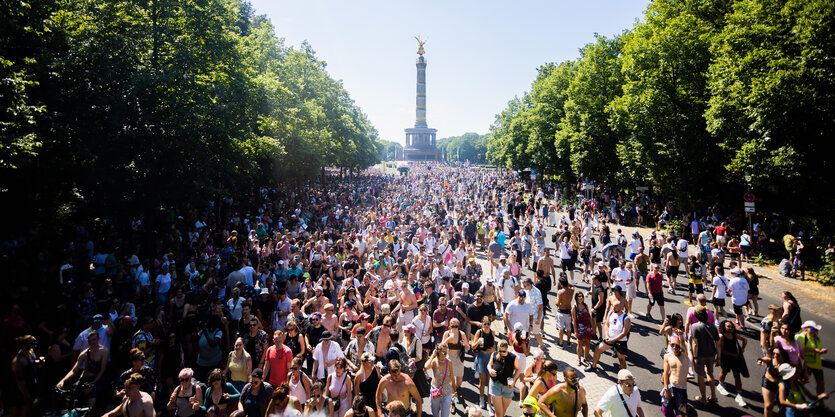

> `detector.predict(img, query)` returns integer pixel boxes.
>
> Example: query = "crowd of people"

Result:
[1,163,830,417]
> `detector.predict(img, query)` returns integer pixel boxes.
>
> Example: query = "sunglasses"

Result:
[499,349,508,354]
[621,381,636,388]
[451,325,459,328]
[311,318,320,322]
[180,377,190,382]
[312,394,321,398]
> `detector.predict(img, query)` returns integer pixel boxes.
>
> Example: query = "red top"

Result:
[265,344,292,386]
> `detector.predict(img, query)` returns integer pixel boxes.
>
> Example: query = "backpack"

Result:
[390,343,415,378]
[617,234,627,247]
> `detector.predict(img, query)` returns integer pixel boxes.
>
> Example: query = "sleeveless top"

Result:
[448,331,464,351]
[328,373,349,407]
[432,359,454,397]
[491,352,515,382]
[174,384,197,417]
[358,368,381,409]
[85,348,104,375]
[288,373,307,402]
[477,331,495,352]
[227,352,248,382]
[607,311,629,342]
[285,333,302,357]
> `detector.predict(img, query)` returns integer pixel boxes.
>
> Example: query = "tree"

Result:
[706,0,835,220]
[609,0,729,206]
[556,36,624,186]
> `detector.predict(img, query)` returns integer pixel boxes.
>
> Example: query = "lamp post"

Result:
[744,171,753,238]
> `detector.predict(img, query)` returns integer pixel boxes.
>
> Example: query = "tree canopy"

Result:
[0,0,379,233]
[487,0,835,225]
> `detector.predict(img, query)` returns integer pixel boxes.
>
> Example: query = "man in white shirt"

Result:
[522,278,545,349]
[594,369,645,417]
[677,238,690,275]
[727,268,750,328]
[610,261,632,293]
[312,331,344,380]
[497,268,518,312]
[504,290,534,333]
[710,266,728,317]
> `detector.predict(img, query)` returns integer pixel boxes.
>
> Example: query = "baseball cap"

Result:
[513,322,523,331]
[486,277,494,282]
[517,289,527,297]
[462,282,470,289]
[617,369,634,381]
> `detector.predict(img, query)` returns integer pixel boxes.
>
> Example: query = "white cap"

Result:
[462,283,470,289]
[617,369,634,381]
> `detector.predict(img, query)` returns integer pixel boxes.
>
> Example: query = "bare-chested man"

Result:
[375,316,394,361]
[376,360,422,417]
[103,374,155,417]
[321,303,339,336]
[662,334,690,414]
[555,275,575,348]
[537,248,556,286]
[538,367,588,417]
[397,280,418,333]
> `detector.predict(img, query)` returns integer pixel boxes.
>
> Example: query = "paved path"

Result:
[420,212,835,417]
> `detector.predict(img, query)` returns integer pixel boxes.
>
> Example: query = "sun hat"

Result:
[778,363,796,381]
[802,320,822,331]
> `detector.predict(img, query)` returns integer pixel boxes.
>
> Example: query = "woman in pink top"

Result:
[772,322,803,367]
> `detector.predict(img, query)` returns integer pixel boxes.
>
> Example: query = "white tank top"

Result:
[608,311,629,341]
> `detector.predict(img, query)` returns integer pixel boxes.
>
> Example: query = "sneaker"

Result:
[684,301,693,306]
[488,403,495,417]
[716,383,729,396]
[453,395,460,405]
[479,396,485,410]
[735,393,747,407]
[584,365,596,372]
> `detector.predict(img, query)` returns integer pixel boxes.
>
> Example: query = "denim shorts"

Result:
[490,379,514,399]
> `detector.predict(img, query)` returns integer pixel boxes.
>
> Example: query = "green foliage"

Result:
[558,36,624,187]
[1,0,379,230]
[376,139,402,161]
[437,132,487,163]
[706,0,835,222]
[815,247,835,286]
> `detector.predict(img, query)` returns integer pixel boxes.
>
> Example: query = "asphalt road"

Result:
[418,214,835,417]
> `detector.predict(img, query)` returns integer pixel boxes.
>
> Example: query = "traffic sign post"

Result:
[744,192,755,202]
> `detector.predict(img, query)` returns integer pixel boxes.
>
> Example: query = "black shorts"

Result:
[761,374,779,391]
[466,236,476,245]
[713,297,725,307]
[561,259,573,271]
[604,339,629,355]
[733,303,747,315]
[650,292,665,307]
[667,265,680,278]
[689,282,704,294]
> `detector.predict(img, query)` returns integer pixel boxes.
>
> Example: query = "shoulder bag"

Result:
[431,359,449,399]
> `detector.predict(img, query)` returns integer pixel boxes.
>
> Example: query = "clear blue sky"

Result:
[249,0,649,145]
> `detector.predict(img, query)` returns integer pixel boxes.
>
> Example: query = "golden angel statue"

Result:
[415,36,427,56]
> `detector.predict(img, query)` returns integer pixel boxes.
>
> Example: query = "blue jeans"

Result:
[431,394,452,417]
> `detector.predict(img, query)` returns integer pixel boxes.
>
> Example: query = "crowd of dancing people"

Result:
[1,163,830,417]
